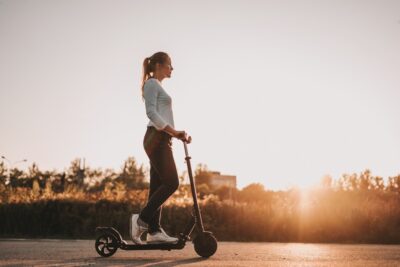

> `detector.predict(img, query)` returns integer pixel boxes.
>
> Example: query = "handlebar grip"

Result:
[183,136,192,144]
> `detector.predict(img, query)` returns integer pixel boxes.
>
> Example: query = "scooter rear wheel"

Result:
[95,234,118,257]
[193,231,218,258]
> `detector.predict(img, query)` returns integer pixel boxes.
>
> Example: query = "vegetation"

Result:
[1,159,400,243]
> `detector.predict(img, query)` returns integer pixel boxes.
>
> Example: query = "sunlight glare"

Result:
[299,188,313,214]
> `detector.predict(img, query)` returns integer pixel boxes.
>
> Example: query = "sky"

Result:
[0,0,399,190]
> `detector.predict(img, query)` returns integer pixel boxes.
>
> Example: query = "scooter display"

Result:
[94,137,218,258]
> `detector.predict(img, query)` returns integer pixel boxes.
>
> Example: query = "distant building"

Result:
[209,171,236,189]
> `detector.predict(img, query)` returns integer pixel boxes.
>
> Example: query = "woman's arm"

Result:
[143,80,190,142]
[143,81,169,130]
[163,125,188,142]
[163,125,178,137]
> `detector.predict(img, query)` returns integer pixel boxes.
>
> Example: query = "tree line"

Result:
[1,158,400,243]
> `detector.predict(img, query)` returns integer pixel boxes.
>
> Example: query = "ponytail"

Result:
[141,57,152,98]
[140,52,170,99]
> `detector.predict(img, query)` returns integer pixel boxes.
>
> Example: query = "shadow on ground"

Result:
[92,256,208,267]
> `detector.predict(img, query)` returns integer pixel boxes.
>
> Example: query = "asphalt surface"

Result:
[1,239,400,266]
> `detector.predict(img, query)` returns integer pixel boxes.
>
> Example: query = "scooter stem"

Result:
[183,140,205,232]
[183,141,190,159]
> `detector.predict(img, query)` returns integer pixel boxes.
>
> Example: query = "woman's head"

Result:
[141,52,173,96]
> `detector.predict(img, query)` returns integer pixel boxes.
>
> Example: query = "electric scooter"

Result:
[94,137,218,258]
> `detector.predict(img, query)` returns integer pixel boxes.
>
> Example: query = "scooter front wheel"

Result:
[95,234,118,257]
[193,231,218,258]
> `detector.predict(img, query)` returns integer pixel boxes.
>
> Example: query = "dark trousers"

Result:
[139,126,179,233]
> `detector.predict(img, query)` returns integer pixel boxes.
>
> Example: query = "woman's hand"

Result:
[174,130,185,139]
[163,125,191,143]
[175,130,191,143]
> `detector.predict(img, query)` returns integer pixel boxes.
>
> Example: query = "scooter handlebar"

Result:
[183,135,192,144]
[182,136,191,157]
[178,133,192,144]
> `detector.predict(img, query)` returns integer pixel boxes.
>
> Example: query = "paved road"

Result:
[1,239,400,266]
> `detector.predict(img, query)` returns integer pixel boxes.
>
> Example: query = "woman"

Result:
[130,52,190,244]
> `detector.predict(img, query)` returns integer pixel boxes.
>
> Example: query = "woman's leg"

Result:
[146,163,163,233]
[139,139,179,225]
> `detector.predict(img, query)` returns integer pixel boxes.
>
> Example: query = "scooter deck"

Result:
[120,240,185,250]
[96,226,186,251]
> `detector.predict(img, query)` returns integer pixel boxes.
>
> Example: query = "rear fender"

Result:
[95,227,123,243]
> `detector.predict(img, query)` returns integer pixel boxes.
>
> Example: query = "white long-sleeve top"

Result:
[143,78,175,130]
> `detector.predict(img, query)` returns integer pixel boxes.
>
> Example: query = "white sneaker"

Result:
[130,214,148,244]
[146,228,178,244]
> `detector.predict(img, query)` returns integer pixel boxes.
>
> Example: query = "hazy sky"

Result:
[1,0,399,190]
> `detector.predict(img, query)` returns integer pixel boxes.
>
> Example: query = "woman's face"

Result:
[157,57,173,79]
